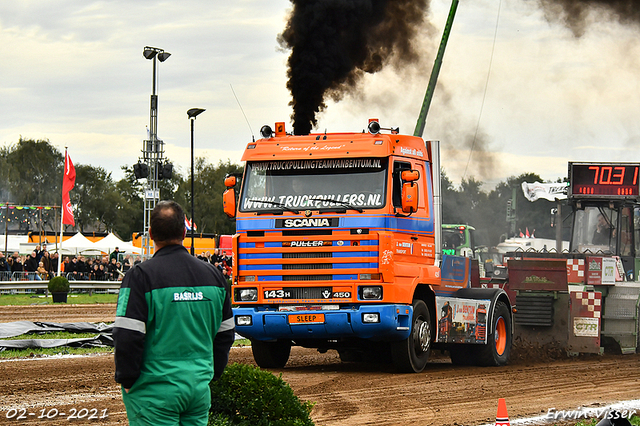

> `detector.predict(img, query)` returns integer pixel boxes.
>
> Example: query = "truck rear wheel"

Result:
[477,301,511,366]
[390,299,432,373]
[251,339,291,368]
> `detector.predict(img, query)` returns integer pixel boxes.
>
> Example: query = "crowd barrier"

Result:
[0,279,121,293]
[0,271,123,282]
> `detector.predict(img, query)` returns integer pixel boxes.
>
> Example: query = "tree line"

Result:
[0,138,241,240]
[0,138,565,247]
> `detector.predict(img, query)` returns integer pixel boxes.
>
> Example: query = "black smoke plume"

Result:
[538,0,640,36]
[279,0,429,135]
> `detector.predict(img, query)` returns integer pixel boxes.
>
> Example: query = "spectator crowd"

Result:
[1,245,232,282]
[0,245,142,281]
[197,248,232,282]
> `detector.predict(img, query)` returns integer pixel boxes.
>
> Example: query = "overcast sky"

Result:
[2,0,640,190]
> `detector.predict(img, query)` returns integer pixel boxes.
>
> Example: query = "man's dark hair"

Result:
[150,200,186,243]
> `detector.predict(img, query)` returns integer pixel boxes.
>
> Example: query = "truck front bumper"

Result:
[233,304,413,342]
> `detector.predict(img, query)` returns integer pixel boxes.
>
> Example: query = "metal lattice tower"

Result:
[140,46,170,258]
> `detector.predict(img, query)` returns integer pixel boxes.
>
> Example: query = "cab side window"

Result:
[392,161,412,208]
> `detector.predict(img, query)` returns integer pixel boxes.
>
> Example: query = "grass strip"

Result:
[0,293,118,305]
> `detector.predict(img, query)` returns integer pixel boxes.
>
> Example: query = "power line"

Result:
[463,0,502,180]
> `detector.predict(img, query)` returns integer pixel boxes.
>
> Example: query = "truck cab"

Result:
[223,120,512,372]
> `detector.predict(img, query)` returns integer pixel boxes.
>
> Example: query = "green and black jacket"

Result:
[113,244,234,389]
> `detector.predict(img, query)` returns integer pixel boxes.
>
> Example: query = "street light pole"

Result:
[187,108,205,256]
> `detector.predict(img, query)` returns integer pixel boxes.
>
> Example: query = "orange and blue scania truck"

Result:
[222,120,513,372]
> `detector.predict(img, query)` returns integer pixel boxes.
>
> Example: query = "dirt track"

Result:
[1,304,639,426]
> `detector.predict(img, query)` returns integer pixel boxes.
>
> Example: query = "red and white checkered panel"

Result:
[572,291,602,318]
[566,258,585,284]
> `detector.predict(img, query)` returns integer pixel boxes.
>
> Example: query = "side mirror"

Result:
[401,182,418,213]
[224,175,237,188]
[401,170,419,182]
[223,188,236,218]
[400,169,419,214]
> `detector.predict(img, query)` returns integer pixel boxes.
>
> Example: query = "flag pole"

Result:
[57,148,67,277]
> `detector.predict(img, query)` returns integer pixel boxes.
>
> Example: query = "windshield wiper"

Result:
[247,199,299,214]
[308,197,364,213]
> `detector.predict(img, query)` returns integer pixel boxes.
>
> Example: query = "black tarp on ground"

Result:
[0,321,114,349]
[0,334,113,349]
[0,321,113,338]
[0,321,242,350]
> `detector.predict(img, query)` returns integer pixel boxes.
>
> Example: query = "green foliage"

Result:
[209,363,314,426]
[47,276,70,293]
[0,138,63,205]
[208,413,235,426]
[72,164,118,232]
[177,158,243,235]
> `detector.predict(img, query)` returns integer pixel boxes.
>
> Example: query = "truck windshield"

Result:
[571,206,617,253]
[240,158,387,212]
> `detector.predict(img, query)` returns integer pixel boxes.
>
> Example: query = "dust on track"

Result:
[1,304,639,426]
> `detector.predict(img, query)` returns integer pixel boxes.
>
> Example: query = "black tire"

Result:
[477,301,512,366]
[449,344,476,365]
[390,299,432,373]
[251,339,291,368]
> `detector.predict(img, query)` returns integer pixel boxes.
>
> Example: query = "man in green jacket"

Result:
[113,200,234,426]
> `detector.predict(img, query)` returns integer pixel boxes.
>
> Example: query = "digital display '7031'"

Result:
[569,162,640,198]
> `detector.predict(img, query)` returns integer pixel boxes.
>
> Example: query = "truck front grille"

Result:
[237,230,379,286]
[282,276,333,282]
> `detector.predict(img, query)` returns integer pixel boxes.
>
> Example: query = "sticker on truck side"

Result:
[435,296,491,344]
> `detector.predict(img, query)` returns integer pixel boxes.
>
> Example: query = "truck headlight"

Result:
[236,288,258,301]
[360,286,382,300]
[236,315,253,326]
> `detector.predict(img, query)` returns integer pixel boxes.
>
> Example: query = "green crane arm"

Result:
[413,0,459,138]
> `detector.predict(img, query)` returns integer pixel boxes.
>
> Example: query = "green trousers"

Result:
[121,372,211,426]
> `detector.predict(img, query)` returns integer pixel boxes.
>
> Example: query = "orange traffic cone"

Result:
[495,398,510,426]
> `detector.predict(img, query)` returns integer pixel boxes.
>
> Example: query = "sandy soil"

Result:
[0,304,639,426]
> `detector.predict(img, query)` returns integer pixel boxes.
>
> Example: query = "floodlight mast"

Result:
[141,46,170,258]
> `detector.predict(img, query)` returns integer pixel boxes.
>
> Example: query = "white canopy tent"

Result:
[54,232,97,254]
[92,233,141,255]
[1,235,29,254]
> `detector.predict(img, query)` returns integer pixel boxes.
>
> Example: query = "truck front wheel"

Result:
[251,339,291,368]
[390,299,432,373]
[477,301,512,366]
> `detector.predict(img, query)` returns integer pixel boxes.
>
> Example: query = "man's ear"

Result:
[183,227,187,239]
[148,227,154,241]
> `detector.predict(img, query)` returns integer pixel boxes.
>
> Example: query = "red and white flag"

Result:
[62,151,76,226]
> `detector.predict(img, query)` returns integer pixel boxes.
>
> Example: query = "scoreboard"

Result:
[569,162,640,198]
